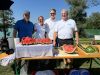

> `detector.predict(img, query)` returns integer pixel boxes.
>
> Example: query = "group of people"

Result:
[13,9,79,74]
[13,8,79,47]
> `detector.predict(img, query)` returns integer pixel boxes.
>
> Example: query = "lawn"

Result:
[0,64,14,75]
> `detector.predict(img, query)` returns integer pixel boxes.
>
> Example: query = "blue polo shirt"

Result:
[14,19,34,39]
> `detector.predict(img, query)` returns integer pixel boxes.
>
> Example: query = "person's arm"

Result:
[53,21,58,46]
[45,32,47,38]
[13,29,17,38]
[45,24,49,38]
[34,23,37,32]
[73,19,79,44]
[13,21,19,38]
[53,32,57,46]
[75,31,79,44]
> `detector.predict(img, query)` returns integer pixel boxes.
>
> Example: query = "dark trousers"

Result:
[52,37,59,47]
[58,38,73,46]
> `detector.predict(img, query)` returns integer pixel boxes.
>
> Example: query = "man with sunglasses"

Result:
[13,10,34,40]
[43,9,58,69]
[44,9,58,46]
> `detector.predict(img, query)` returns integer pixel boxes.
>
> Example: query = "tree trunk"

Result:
[2,10,6,39]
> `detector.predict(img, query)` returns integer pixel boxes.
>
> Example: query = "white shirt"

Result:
[44,18,56,40]
[34,23,47,38]
[54,19,78,39]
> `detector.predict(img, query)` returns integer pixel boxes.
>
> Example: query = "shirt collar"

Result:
[61,19,68,22]
[49,18,56,22]
[38,23,44,26]
[22,19,30,23]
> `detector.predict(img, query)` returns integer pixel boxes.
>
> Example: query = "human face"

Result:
[61,11,68,21]
[50,10,56,20]
[38,16,44,25]
[23,13,30,22]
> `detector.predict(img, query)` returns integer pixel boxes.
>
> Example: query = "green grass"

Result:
[0,64,14,75]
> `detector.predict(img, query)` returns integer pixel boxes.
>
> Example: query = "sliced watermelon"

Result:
[62,44,76,53]
[21,37,52,45]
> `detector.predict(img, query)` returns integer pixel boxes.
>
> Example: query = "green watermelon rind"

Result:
[85,46,99,53]
[85,46,95,53]
[91,46,99,53]
[77,44,99,53]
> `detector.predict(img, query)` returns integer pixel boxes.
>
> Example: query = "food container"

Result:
[76,45,100,56]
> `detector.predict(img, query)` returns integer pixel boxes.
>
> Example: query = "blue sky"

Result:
[11,0,100,23]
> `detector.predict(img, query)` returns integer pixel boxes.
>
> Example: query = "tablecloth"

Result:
[15,44,53,58]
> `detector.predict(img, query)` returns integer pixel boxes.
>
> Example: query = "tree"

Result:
[65,0,100,28]
[0,10,15,39]
[85,12,100,29]
[65,0,87,28]
[65,0,100,37]
[65,0,87,37]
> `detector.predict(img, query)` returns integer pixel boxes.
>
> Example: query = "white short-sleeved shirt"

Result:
[54,19,78,39]
[34,23,47,38]
[44,18,56,40]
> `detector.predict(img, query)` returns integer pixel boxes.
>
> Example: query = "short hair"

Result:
[61,9,68,14]
[50,9,56,13]
[23,10,30,15]
[38,16,44,20]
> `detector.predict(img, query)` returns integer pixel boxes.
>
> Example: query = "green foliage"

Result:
[85,12,100,29]
[65,0,87,37]
[65,0,100,37]
[0,10,15,38]
[0,10,15,26]
[65,0,87,28]
[87,0,100,7]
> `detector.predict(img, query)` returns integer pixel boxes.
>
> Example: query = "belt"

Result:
[58,38,73,40]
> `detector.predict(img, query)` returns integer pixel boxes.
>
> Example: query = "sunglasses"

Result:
[25,14,30,16]
[39,19,44,20]
[50,13,55,15]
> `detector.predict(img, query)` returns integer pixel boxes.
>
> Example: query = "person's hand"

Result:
[76,40,79,45]
[76,38,79,45]
[53,41,56,46]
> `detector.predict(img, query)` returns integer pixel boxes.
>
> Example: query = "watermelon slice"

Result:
[62,44,76,53]
[21,37,52,45]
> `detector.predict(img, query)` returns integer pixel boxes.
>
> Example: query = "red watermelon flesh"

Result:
[62,45,75,53]
[21,37,52,44]
[21,37,33,45]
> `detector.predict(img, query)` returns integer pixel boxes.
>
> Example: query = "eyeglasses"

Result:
[50,13,55,15]
[39,19,44,20]
[25,14,30,16]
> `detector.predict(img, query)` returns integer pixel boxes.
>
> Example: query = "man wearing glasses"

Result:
[44,9,58,69]
[44,9,58,46]
[13,11,34,40]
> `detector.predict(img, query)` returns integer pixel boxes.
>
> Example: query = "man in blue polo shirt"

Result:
[13,11,34,75]
[13,11,34,40]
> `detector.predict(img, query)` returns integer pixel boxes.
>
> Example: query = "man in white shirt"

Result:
[43,9,58,69]
[34,16,47,38]
[45,9,58,46]
[53,9,79,46]
[53,9,79,66]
